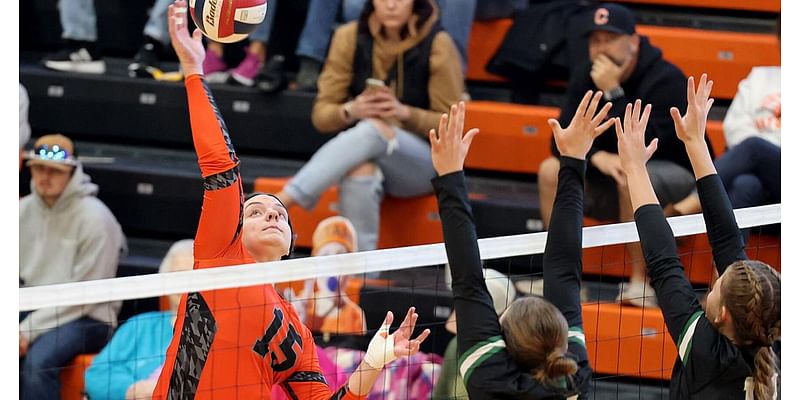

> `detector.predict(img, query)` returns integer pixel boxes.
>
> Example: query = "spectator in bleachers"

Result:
[290,0,518,91]
[275,0,464,253]
[197,1,280,86]
[126,0,180,79]
[83,239,194,400]
[19,134,126,400]
[672,66,781,217]
[41,0,176,76]
[432,267,516,400]
[538,3,705,308]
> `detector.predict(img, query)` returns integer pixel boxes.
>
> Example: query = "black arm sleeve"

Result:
[543,157,586,328]
[696,174,748,273]
[635,204,703,344]
[432,172,502,352]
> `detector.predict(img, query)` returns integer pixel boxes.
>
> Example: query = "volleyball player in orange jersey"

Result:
[152,2,430,398]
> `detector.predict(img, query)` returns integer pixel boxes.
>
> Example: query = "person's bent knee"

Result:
[363,118,396,140]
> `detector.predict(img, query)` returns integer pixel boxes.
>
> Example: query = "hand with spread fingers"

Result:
[614,100,655,174]
[429,101,480,176]
[549,90,615,160]
[363,307,431,369]
[670,74,715,147]
[167,0,205,77]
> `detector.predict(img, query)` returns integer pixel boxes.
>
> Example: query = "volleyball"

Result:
[189,0,268,43]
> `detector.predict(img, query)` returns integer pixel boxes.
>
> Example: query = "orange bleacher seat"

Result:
[639,26,779,100]
[611,0,780,13]
[706,120,726,156]
[583,302,676,380]
[60,353,95,400]
[466,20,780,100]
[464,101,558,174]
[253,177,442,250]
[466,19,513,83]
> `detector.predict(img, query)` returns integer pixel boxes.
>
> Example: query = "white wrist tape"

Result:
[363,323,396,369]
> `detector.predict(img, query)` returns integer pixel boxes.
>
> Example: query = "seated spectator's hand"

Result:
[370,91,412,122]
[125,379,158,400]
[591,54,631,92]
[429,102,480,176]
[19,332,28,358]
[549,90,614,160]
[670,74,714,147]
[614,100,657,173]
[348,88,397,121]
[590,151,626,186]
[167,0,205,77]
[363,307,431,369]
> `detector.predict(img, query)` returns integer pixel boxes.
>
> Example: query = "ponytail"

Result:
[535,351,578,383]
[752,346,778,400]
[721,260,781,400]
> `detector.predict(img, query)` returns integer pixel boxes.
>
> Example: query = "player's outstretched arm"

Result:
[672,74,747,271]
[168,0,242,257]
[544,90,613,328]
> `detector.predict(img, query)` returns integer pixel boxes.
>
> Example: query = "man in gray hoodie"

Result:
[19,134,125,400]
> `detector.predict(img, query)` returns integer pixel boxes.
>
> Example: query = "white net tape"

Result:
[19,204,780,312]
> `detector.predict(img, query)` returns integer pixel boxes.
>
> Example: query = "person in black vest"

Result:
[537,3,703,308]
[276,0,464,253]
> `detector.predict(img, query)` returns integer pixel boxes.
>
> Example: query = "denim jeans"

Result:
[284,120,435,251]
[143,0,278,45]
[716,136,781,209]
[296,0,472,67]
[59,0,97,41]
[20,317,112,400]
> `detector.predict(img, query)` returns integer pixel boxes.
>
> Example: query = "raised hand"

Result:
[429,102,480,176]
[363,307,431,369]
[391,306,431,358]
[167,0,206,76]
[549,90,615,160]
[670,74,714,146]
[614,100,656,173]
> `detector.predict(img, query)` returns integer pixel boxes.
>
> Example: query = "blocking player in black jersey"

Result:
[429,94,614,399]
[615,74,780,399]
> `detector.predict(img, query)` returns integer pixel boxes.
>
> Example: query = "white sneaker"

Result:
[44,48,106,74]
[617,281,658,308]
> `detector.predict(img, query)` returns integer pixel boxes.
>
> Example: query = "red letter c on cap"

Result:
[595,8,609,25]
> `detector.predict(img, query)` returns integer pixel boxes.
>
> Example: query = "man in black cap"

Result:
[537,3,706,308]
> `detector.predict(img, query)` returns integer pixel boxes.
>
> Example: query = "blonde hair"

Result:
[721,260,781,400]
[158,239,195,274]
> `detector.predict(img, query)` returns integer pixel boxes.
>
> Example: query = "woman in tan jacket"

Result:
[277,0,464,253]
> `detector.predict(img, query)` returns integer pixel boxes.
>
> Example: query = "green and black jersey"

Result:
[433,156,592,400]
[635,175,768,399]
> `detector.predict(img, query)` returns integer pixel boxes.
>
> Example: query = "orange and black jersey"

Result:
[152,75,364,400]
[635,174,763,399]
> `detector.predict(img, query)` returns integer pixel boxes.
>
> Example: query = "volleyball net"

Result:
[19,204,780,399]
